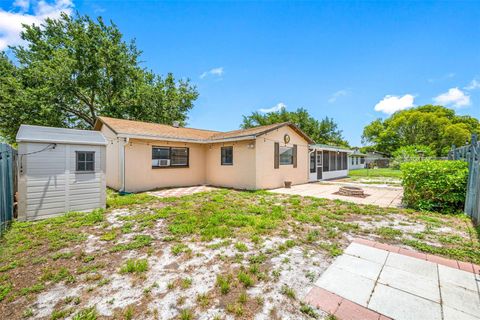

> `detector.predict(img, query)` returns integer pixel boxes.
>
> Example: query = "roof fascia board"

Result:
[16,138,108,146]
[117,133,256,144]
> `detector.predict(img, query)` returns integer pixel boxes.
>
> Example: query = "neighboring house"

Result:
[94,117,315,192]
[16,125,107,221]
[309,144,352,181]
[349,148,367,170]
[365,151,390,168]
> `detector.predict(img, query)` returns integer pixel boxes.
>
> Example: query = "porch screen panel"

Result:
[323,151,330,172]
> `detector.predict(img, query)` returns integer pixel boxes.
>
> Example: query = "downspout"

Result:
[120,137,129,194]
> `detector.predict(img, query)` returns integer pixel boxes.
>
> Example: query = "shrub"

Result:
[401,160,468,213]
[390,145,435,169]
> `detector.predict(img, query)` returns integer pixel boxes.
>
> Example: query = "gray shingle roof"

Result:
[16,125,108,145]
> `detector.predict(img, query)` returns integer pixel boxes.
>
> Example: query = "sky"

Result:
[1,0,479,146]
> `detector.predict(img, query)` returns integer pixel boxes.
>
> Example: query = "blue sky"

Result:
[1,1,479,146]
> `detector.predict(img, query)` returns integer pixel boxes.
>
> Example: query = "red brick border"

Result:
[352,238,480,275]
[305,287,392,320]
[304,239,479,319]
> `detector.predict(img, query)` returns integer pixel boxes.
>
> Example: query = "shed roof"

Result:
[16,125,108,146]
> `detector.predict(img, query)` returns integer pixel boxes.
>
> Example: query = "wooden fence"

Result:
[0,143,16,235]
[449,134,480,222]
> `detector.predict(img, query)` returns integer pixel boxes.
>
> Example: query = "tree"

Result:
[362,105,480,156]
[241,106,349,146]
[0,13,198,143]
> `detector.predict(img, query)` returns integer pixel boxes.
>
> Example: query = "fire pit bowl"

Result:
[337,186,365,197]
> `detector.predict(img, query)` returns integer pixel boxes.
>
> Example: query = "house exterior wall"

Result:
[100,125,121,190]
[255,126,309,189]
[322,170,349,180]
[18,142,106,221]
[123,139,207,192]
[349,156,366,170]
[205,140,256,190]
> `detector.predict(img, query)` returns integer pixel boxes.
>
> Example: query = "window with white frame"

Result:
[76,151,95,172]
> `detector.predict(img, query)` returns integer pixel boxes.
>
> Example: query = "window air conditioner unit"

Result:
[158,159,170,166]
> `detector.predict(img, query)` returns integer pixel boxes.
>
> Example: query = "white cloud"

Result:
[259,102,286,113]
[434,87,470,108]
[0,0,73,50]
[465,79,480,91]
[13,0,30,11]
[328,89,348,103]
[199,67,224,79]
[374,94,415,115]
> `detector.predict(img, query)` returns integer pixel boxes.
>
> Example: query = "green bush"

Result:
[390,145,435,169]
[401,160,468,213]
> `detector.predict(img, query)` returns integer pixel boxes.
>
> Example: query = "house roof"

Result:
[94,117,315,144]
[310,143,353,153]
[16,125,108,146]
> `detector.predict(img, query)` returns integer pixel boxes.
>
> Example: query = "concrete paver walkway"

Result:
[271,182,403,208]
[305,241,480,320]
[148,185,218,198]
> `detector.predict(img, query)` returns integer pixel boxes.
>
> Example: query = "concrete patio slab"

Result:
[368,283,442,320]
[385,252,438,280]
[443,306,480,320]
[270,182,403,208]
[344,242,389,264]
[438,264,478,291]
[440,284,480,318]
[306,241,480,320]
[148,185,218,198]
[378,265,440,303]
[315,265,376,306]
[331,254,383,280]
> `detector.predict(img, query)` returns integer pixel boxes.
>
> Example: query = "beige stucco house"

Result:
[94,117,314,192]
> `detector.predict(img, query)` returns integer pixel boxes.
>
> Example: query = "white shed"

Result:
[16,125,108,221]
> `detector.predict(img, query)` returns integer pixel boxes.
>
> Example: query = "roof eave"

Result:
[117,133,256,144]
[16,138,108,146]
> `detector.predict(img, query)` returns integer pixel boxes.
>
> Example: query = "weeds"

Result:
[120,259,148,274]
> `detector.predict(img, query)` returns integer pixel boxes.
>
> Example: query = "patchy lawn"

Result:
[0,189,478,319]
[346,168,403,186]
[349,168,402,178]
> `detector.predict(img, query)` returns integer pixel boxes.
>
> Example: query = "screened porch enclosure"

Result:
[309,146,351,182]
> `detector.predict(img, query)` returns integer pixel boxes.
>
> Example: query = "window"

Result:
[360,157,365,164]
[152,147,189,168]
[221,146,233,165]
[279,146,293,165]
[76,151,95,172]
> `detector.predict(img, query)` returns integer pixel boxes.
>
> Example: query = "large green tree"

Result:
[0,13,198,143]
[241,106,349,146]
[362,105,480,156]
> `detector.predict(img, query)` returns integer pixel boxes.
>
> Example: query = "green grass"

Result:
[120,259,148,274]
[106,189,157,208]
[0,188,479,316]
[110,235,153,252]
[349,168,402,178]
